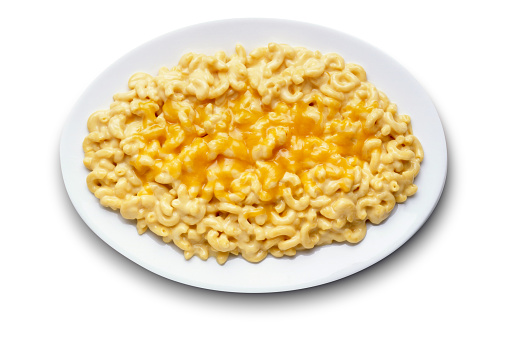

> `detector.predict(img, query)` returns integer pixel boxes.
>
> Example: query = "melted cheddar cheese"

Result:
[130,89,376,204]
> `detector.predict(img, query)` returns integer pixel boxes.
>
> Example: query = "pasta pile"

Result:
[83,43,423,264]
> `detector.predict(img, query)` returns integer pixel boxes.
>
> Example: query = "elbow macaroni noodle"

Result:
[83,43,424,264]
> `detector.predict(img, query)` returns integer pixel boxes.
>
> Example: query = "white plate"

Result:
[60,18,447,293]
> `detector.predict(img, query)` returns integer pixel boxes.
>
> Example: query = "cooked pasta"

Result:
[83,43,423,264]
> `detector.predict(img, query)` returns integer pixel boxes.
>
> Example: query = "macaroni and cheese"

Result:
[83,43,424,264]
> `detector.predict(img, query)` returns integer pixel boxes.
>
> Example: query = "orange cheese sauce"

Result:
[130,90,377,201]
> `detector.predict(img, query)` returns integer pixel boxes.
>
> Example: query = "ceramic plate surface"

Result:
[60,18,447,293]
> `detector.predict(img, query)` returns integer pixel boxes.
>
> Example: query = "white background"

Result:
[1,0,507,338]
